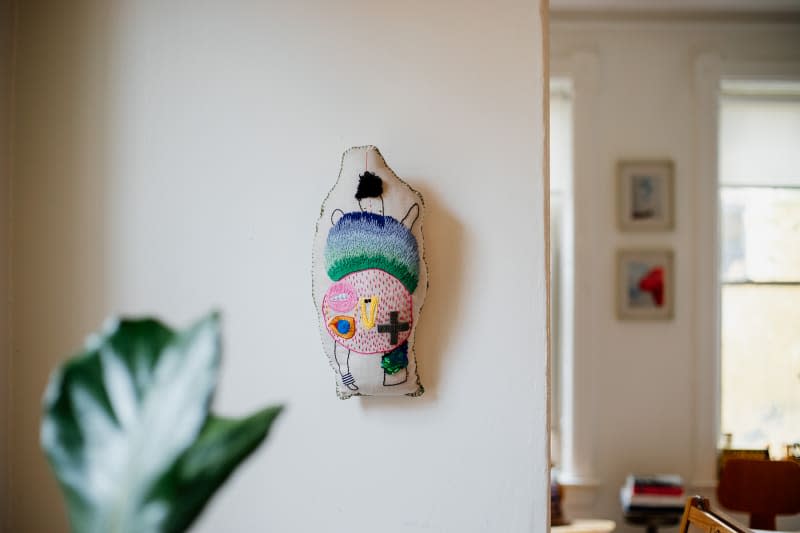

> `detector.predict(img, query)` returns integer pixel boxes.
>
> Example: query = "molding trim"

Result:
[557,473,601,487]
[689,479,719,490]
[551,11,800,24]
[690,50,723,490]
[552,0,800,9]
[552,0,800,20]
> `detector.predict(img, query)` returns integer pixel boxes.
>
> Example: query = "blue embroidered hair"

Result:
[325,212,419,293]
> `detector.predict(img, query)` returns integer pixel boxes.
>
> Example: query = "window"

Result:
[550,78,573,466]
[718,81,800,454]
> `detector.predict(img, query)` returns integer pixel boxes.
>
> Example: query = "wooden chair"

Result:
[679,496,750,533]
[717,459,800,530]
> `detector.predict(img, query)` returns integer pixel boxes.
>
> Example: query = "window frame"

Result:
[549,51,602,500]
[691,55,800,488]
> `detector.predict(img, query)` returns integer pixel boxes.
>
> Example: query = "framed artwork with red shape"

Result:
[616,249,674,320]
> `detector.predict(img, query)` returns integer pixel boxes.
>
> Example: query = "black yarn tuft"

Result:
[355,171,383,200]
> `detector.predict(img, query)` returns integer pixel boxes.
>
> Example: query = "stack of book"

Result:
[620,474,685,515]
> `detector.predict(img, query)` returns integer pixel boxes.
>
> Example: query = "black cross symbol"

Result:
[377,311,410,345]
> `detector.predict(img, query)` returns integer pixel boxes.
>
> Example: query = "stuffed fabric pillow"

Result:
[312,146,427,399]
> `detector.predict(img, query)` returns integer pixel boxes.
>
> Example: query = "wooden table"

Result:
[553,519,616,533]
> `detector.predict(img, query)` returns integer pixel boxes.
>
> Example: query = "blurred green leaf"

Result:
[41,313,283,533]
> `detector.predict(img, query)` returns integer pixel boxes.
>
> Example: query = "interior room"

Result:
[547,2,800,533]
[0,1,798,532]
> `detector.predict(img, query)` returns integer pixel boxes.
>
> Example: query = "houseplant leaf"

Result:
[158,407,283,533]
[41,313,282,533]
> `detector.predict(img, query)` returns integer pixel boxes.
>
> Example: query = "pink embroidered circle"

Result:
[326,281,357,312]
[322,269,413,355]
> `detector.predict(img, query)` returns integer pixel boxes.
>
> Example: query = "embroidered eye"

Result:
[329,316,356,339]
[326,281,357,312]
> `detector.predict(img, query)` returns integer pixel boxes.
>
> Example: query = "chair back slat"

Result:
[679,496,750,533]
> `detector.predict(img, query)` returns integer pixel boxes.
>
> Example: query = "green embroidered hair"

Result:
[325,211,419,293]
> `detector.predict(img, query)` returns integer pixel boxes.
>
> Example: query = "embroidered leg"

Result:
[334,343,358,391]
[382,343,409,387]
[383,367,408,386]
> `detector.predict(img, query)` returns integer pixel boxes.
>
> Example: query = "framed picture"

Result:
[616,249,674,320]
[617,159,674,231]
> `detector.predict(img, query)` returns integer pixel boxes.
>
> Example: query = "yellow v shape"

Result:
[359,296,379,330]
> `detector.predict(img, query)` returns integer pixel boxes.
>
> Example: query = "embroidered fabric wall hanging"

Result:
[312,146,427,399]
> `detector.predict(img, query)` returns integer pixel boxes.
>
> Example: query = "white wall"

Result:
[0,0,13,527]
[9,1,549,532]
[551,16,800,532]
